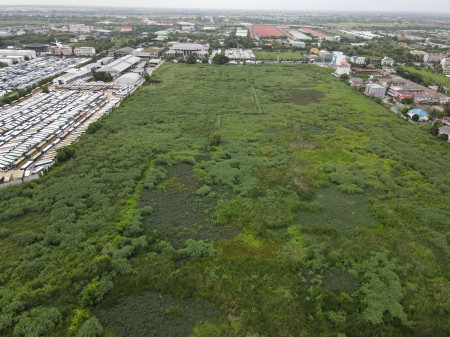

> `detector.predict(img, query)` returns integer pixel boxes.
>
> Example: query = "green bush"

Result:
[139,206,154,216]
[75,317,104,337]
[0,227,11,239]
[180,239,216,258]
[156,155,175,167]
[12,231,38,246]
[143,168,167,189]
[13,307,62,337]
[195,185,211,196]
[181,157,196,165]
[210,132,221,146]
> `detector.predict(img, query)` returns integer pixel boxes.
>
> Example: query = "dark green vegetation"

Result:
[93,72,113,83]
[0,63,449,337]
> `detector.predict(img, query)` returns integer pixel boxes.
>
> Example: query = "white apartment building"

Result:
[74,47,96,56]
[424,53,444,63]
[351,56,366,64]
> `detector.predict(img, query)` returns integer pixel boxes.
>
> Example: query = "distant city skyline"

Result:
[1,1,450,13]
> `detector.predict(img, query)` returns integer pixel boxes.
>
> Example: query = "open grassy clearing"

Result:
[401,65,450,88]
[0,63,448,337]
[253,51,305,61]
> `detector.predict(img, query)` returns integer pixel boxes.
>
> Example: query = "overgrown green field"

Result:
[0,63,448,337]
[254,51,305,61]
[402,65,450,88]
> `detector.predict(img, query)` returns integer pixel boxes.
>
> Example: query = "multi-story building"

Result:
[0,49,36,60]
[388,86,414,101]
[441,58,450,68]
[73,47,96,56]
[52,46,73,56]
[319,51,332,61]
[365,84,386,98]
[423,52,444,63]
[351,56,366,64]
[331,51,345,65]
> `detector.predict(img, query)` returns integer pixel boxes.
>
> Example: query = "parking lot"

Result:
[0,90,110,175]
[0,56,89,92]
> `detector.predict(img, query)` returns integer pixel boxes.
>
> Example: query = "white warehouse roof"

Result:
[115,72,142,86]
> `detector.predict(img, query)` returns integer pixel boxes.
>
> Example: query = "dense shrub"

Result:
[180,239,216,258]
[75,316,103,337]
[0,227,11,239]
[12,231,38,246]
[13,307,62,337]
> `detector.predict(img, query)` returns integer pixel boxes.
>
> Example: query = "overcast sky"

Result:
[2,0,450,13]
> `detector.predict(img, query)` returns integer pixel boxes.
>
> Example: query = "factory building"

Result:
[132,48,161,58]
[23,43,50,55]
[0,49,37,60]
[114,47,135,57]
[52,68,91,86]
[74,47,96,56]
[0,55,24,64]
[69,24,93,34]
[97,57,114,65]
[236,29,248,37]
[166,43,209,57]
[97,55,141,77]
[115,72,143,86]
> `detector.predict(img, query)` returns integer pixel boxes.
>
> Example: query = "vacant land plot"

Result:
[402,65,450,88]
[254,51,305,60]
[0,63,448,337]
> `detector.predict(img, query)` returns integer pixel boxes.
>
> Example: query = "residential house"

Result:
[381,57,394,66]
[437,126,450,142]
[407,108,429,121]
[349,77,365,87]
[335,61,351,76]
[121,26,132,32]
[441,117,450,125]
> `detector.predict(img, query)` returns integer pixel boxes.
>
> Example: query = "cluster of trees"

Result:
[93,71,113,82]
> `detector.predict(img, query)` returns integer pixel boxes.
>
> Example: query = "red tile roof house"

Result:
[442,116,450,125]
